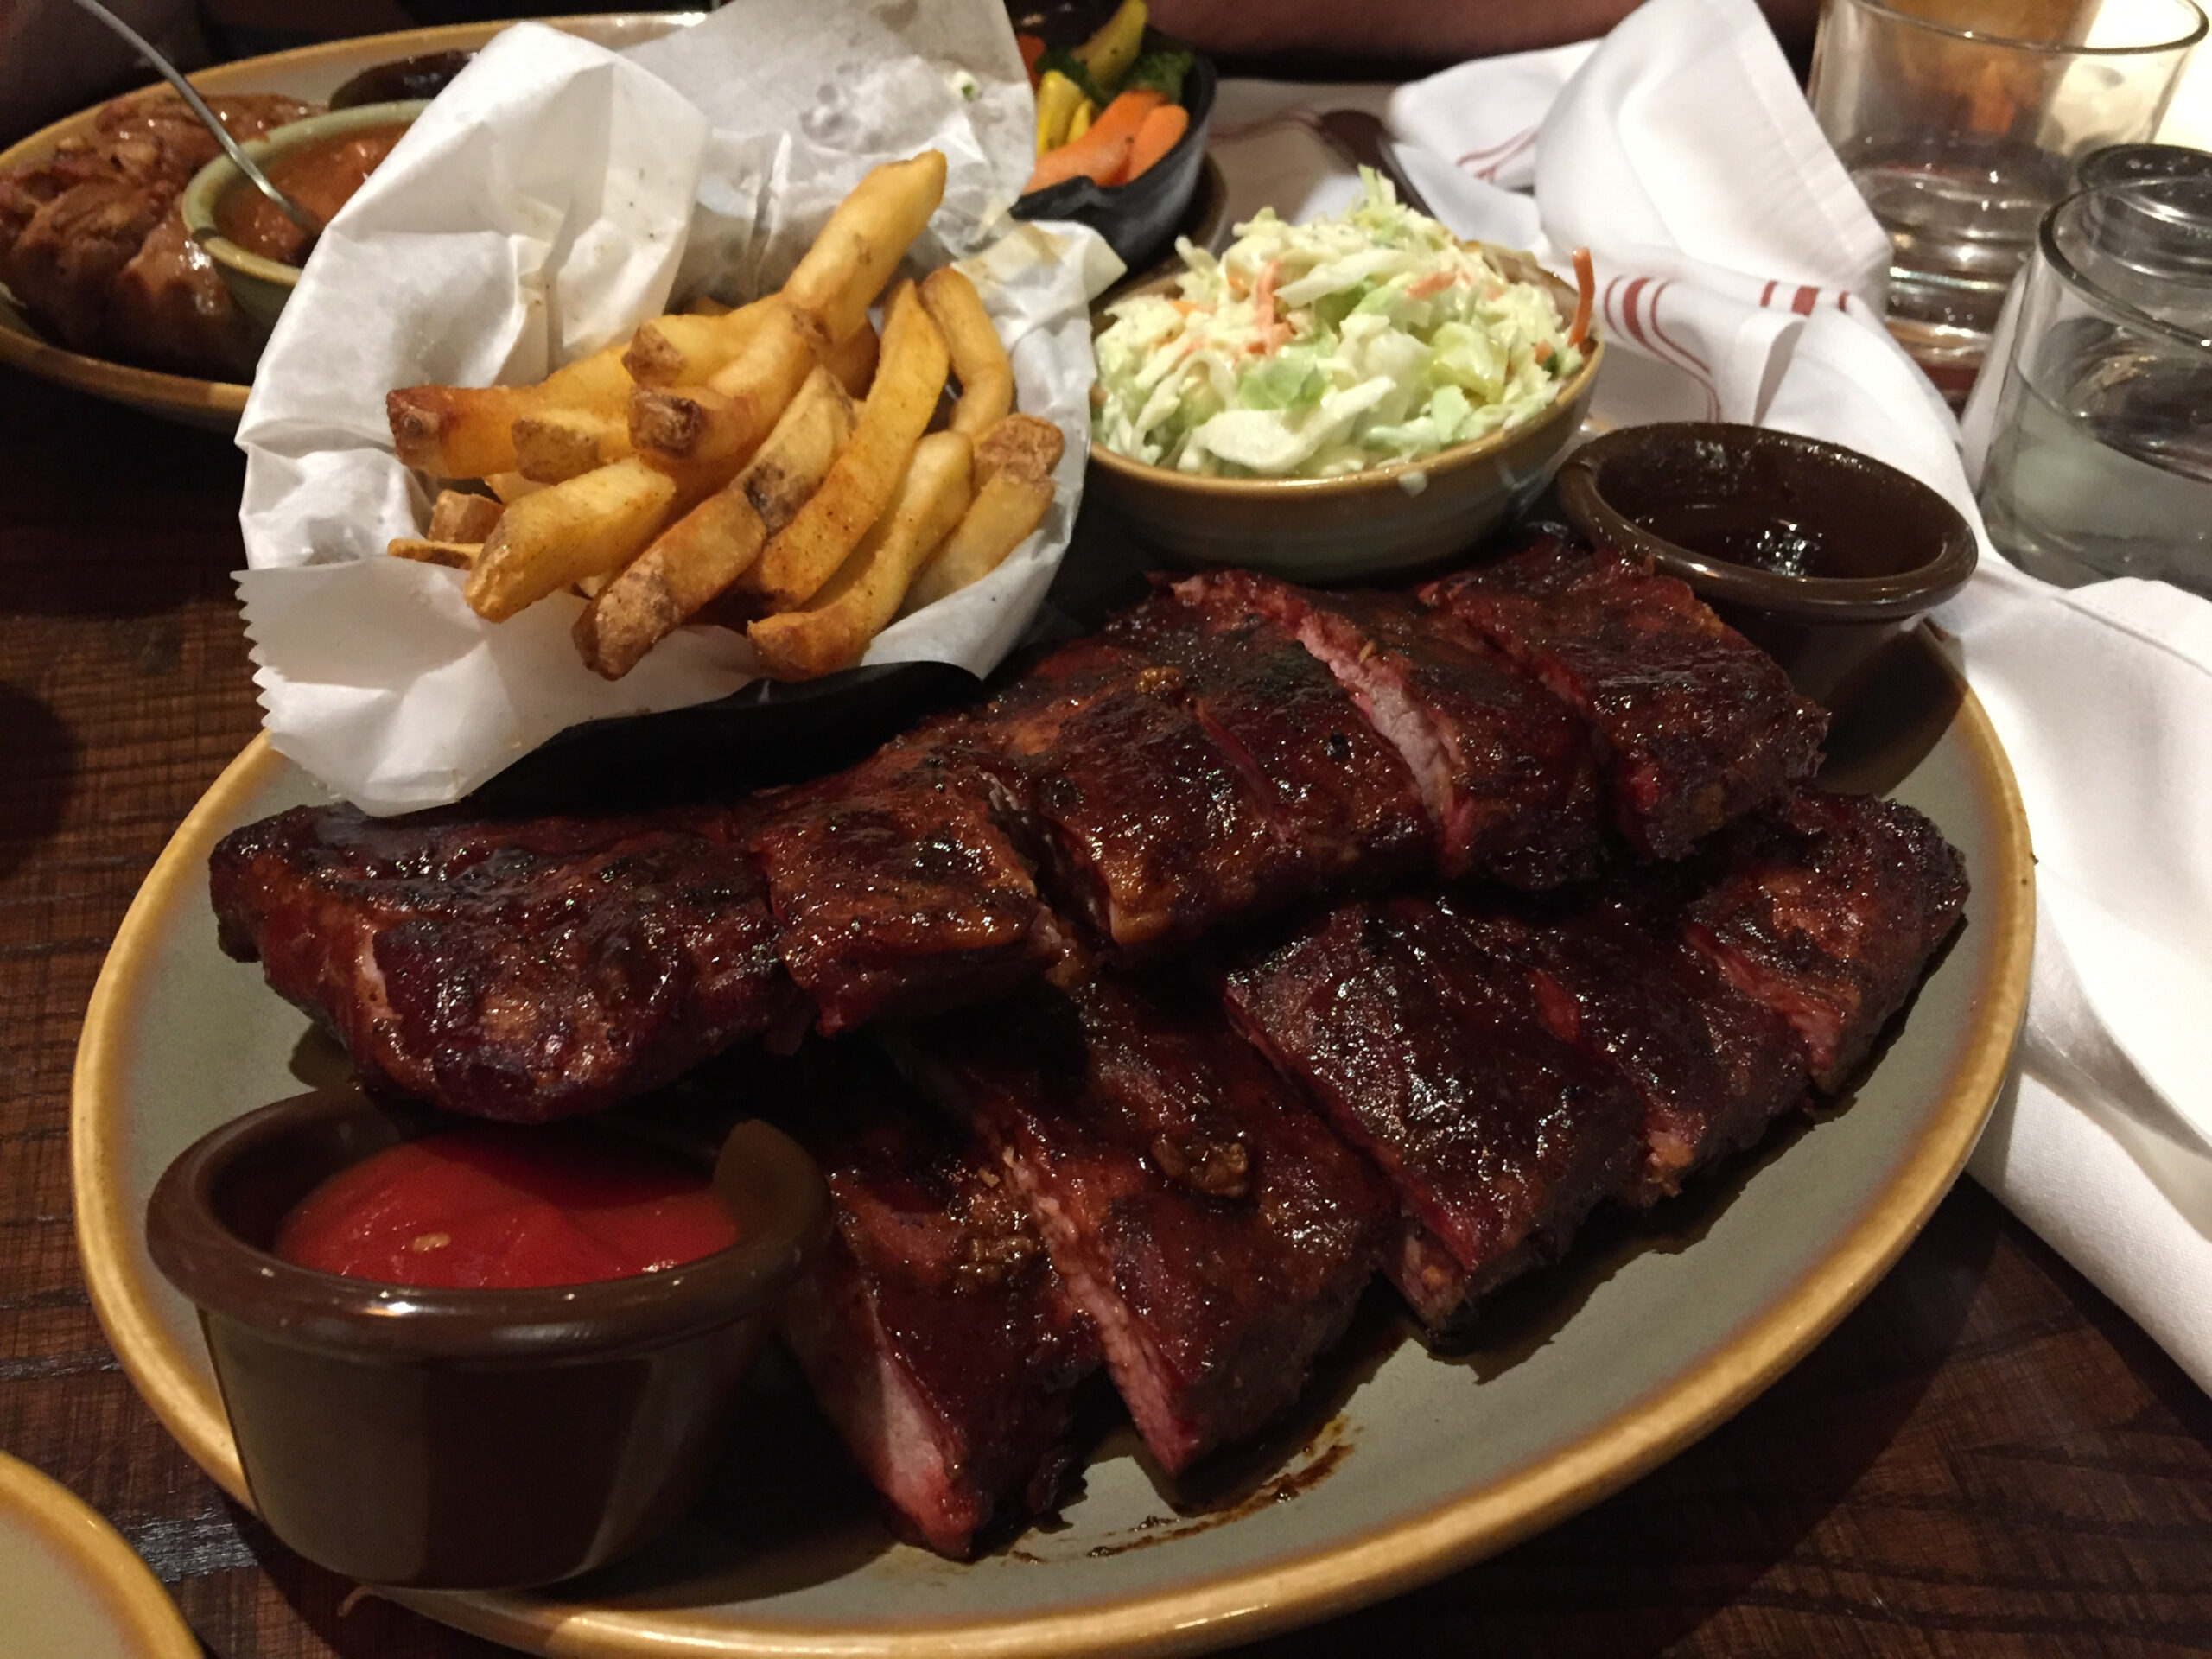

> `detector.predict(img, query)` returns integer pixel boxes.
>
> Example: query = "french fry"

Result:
[629,299,825,467]
[972,410,1065,482]
[826,318,880,398]
[426,489,502,544]
[898,478,1053,614]
[386,537,482,569]
[750,429,972,679]
[464,458,677,621]
[918,268,1012,439]
[578,367,858,680]
[780,152,949,346]
[685,296,732,317]
[387,339,632,476]
[621,296,770,387]
[741,282,949,612]
[485,471,544,505]
[900,412,1064,614]
[512,409,632,484]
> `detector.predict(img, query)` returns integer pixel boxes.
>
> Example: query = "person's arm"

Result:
[1147,0,1819,64]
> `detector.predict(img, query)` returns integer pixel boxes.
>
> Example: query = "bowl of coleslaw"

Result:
[1085,174,1601,581]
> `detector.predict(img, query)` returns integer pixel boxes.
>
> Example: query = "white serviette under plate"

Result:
[1204,0,2212,1390]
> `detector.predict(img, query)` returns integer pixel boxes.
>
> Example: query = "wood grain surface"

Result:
[3,366,2210,1658]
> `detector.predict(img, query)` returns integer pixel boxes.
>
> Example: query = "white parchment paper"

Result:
[236,3,1119,815]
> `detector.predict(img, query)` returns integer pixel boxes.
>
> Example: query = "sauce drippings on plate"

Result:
[215,122,410,265]
[273,1124,738,1288]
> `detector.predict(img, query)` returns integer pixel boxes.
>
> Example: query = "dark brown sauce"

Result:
[215,123,410,266]
[1082,1419,1356,1558]
[1633,503,1827,576]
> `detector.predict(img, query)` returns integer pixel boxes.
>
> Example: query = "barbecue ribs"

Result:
[760,1045,1102,1558]
[212,547,1835,1122]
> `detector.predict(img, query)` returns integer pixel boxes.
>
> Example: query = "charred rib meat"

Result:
[213,546,1844,1121]
[763,1046,1100,1558]
[896,972,1395,1472]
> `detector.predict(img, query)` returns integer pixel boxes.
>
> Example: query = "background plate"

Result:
[0,1450,200,1659]
[0,13,700,429]
[73,637,2032,1657]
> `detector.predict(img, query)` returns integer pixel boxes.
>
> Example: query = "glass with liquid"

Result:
[1808,0,2206,404]
[1977,177,2212,592]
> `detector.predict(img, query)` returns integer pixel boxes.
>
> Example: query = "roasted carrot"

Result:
[1022,88,1163,194]
[1116,103,1188,184]
[1016,32,1045,85]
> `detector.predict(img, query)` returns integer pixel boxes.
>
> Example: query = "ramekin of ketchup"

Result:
[146,1087,827,1590]
[273,1123,741,1290]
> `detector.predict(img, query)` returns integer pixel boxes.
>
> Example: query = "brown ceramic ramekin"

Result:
[1556,423,1978,706]
[145,1087,827,1590]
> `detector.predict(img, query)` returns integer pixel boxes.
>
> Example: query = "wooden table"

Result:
[3,366,2209,1658]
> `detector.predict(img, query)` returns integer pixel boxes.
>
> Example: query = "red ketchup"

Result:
[273,1125,739,1289]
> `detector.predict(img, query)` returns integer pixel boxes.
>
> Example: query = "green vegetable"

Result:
[1033,48,1100,104]
[1123,48,1193,104]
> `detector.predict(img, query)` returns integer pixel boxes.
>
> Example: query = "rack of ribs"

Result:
[209,543,1834,1121]
[893,971,1396,1474]
[1422,535,1828,860]
[1226,789,1967,1343]
[208,803,803,1122]
[1684,787,1971,1089]
[780,787,1967,1536]
[755,1044,1102,1558]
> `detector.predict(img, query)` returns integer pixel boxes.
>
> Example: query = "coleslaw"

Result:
[1092,171,1589,480]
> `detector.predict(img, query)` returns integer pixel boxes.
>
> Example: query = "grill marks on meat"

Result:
[210,805,800,1122]
[1685,791,1970,1089]
[213,550,1843,1120]
[0,89,309,376]
[1428,893,1808,1207]
[1103,589,1432,890]
[1224,899,1644,1338]
[764,1047,1100,1559]
[1225,787,1964,1340]
[955,635,1294,957]
[1423,536,1827,860]
[898,974,1395,1473]
[747,733,1065,1034]
[1175,571,1606,888]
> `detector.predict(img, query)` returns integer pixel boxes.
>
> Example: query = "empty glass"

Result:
[1976,175,2212,591]
[1808,0,2206,403]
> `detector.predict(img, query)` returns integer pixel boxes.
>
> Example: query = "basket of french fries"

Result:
[388,155,1067,683]
[234,5,1114,815]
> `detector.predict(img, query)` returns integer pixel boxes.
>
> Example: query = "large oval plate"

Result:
[0,14,700,430]
[73,643,2031,1656]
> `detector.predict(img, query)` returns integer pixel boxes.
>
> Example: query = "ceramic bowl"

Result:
[1011,30,1217,276]
[1555,423,1978,708]
[178,100,429,334]
[1008,0,1217,275]
[1085,256,1603,582]
[144,1085,827,1590]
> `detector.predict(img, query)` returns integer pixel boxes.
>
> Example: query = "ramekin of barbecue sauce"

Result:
[179,100,428,331]
[146,1087,827,1590]
[212,121,411,267]
[1556,422,1977,709]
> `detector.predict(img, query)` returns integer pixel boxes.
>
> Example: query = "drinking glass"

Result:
[1808,0,2206,402]
[1976,175,2212,590]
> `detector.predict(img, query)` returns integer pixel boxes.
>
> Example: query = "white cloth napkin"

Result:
[1207,0,2212,1389]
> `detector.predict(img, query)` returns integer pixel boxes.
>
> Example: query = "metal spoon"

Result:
[65,0,321,241]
